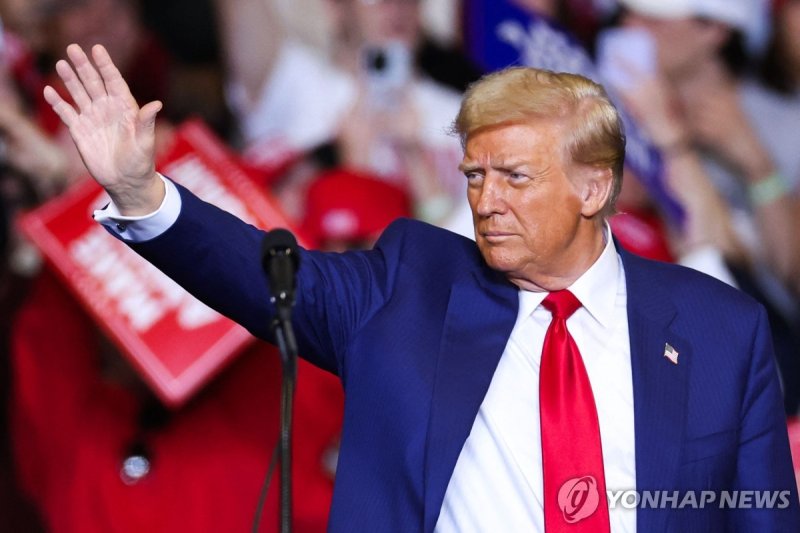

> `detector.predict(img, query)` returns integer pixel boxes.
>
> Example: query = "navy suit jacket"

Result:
[129,183,799,532]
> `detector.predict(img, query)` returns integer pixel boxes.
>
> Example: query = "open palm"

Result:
[44,44,164,215]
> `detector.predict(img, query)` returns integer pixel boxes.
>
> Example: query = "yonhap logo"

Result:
[557,476,601,523]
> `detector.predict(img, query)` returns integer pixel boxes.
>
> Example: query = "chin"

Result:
[479,245,517,273]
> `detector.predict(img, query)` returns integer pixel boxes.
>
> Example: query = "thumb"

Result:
[139,100,163,129]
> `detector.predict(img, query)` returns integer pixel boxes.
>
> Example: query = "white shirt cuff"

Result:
[92,174,182,242]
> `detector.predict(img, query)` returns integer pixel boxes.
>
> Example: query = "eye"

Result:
[509,172,528,181]
[464,171,483,181]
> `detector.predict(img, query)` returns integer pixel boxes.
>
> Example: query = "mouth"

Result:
[480,231,515,243]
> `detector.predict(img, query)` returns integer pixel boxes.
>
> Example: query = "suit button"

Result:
[116,223,127,232]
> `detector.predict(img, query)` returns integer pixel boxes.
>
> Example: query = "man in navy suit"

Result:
[46,44,799,532]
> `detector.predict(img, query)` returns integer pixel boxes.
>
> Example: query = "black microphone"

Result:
[261,229,300,320]
[258,229,300,533]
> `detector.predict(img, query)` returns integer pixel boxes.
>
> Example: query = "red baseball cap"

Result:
[301,168,412,249]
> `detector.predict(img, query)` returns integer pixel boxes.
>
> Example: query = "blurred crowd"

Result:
[0,0,798,531]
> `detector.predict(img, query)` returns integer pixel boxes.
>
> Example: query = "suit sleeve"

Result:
[127,182,399,376]
[729,304,800,530]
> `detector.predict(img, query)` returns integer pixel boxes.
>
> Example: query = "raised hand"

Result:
[43,44,164,215]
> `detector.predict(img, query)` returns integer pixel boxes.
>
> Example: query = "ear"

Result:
[577,166,614,218]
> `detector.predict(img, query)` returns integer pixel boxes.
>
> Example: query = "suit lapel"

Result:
[421,247,692,532]
[423,267,518,533]
[622,251,690,533]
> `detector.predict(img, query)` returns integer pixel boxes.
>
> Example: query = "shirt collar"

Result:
[517,224,620,328]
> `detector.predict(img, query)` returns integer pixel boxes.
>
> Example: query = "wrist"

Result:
[732,142,773,182]
[111,172,165,216]
[748,171,790,207]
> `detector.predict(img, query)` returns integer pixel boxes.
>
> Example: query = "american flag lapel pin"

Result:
[664,343,679,365]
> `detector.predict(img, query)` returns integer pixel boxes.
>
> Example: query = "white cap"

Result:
[618,0,755,30]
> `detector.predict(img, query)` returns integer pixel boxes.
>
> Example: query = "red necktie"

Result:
[539,290,610,532]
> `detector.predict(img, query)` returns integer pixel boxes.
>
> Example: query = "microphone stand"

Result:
[258,231,300,533]
[271,303,298,533]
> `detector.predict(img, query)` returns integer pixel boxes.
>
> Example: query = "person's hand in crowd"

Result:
[337,88,450,223]
[0,102,69,199]
[0,60,69,198]
[43,43,164,215]
[679,63,800,282]
[679,63,774,182]
[613,66,747,264]
[337,92,380,171]
[337,86,421,168]
[614,69,688,152]
[665,159,748,264]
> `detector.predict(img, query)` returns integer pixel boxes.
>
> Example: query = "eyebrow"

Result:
[458,160,531,173]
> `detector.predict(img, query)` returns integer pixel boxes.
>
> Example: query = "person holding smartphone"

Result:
[598,0,800,415]
[216,0,467,226]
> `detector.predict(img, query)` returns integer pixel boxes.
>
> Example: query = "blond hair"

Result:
[454,67,625,218]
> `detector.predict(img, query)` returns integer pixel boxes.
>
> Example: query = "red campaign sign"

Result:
[18,120,302,407]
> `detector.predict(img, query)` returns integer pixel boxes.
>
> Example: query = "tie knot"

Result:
[542,290,582,319]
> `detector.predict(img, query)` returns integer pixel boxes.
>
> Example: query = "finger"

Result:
[138,100,163,129]
[92,44,137,108]
[55,59,93,113]
[66,43,107,100]
[43,85,79,128]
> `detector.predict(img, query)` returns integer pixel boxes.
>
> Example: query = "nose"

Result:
[473,173,507,218]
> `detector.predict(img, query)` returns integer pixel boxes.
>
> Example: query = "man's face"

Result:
[463,120,606,291]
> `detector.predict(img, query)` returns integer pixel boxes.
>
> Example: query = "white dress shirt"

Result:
[95,181,637,531]
[435,229,637,533]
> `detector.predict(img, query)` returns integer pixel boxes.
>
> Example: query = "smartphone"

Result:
[361,41,412,109]
[596,27,657,92]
